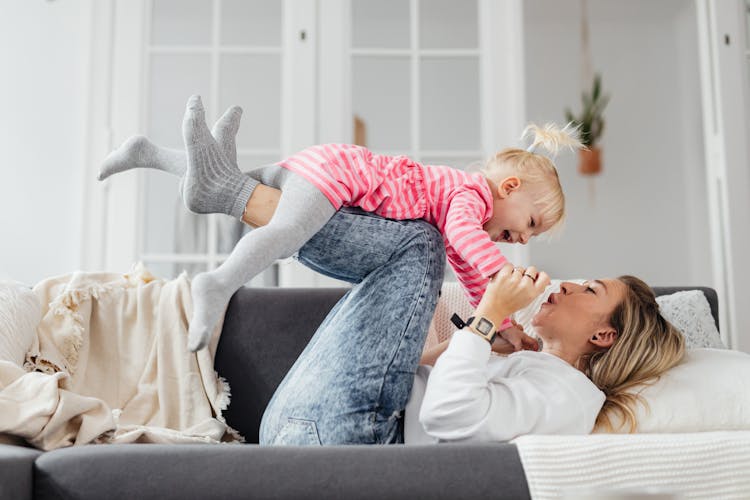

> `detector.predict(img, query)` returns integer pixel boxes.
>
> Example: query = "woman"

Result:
[235,187,684,444]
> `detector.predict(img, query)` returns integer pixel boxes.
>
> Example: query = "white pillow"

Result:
[656,290,725,349]
[605,348,750,433]
[0,281,41,366]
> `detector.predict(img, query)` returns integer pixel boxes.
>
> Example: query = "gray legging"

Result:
[210,165,336,289]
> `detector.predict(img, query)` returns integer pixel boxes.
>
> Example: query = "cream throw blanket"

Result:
[0,266,242,450]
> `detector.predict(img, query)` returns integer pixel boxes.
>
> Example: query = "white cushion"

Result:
[607,348,750,432]
[0,281,41,366]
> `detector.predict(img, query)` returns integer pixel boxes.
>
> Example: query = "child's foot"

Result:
[211,105,243,167]
[98,135,185,180]
[187,271,234,352]
[181,95,258,219]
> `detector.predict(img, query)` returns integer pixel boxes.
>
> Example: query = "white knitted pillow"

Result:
[0,281,41,366]
[424,282,473,349]
[656,290,725,349]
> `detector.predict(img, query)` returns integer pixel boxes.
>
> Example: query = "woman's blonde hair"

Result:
[481,123,583,234]
[580,276,686,433]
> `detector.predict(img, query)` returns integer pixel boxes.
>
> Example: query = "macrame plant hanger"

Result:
[580,0,596,206]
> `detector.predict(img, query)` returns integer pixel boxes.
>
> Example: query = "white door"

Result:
[100,0,311,285]
[100,0,527,287]
[696,0,750,351]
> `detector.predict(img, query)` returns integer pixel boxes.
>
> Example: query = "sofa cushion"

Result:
[215,287,346,443]
[0,443,41,500]
[33,443,530,500]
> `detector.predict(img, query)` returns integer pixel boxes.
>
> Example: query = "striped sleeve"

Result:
[443,190,512,330]
[443,190,508,278]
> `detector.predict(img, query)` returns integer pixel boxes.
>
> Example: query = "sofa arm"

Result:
[0,443,42,500]
[34,443,529,500]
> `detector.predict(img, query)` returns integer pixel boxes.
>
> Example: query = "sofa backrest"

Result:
[215,285,718,444]
[215,287,346,444]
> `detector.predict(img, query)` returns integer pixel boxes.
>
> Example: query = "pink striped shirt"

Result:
[279,144,512,328]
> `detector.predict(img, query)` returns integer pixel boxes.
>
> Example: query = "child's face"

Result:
[483,177,545,245]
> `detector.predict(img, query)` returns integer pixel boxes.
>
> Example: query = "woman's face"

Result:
[532,279,627,350]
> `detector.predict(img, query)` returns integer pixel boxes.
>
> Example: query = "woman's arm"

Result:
[419,264,551,440]
[419,324,537,366]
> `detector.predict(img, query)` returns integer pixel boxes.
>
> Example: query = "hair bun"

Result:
[522,122,584,157]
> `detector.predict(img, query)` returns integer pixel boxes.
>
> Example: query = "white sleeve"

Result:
[418,331,587,442]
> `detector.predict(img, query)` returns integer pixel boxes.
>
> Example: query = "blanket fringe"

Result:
[47,281,122,374]
[213,373,245,443]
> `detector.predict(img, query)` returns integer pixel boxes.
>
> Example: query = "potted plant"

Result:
[564,73,610,175]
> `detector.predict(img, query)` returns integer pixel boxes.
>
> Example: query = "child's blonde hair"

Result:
[481,123,583,233]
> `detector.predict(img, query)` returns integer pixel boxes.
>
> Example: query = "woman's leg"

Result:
[260,208,445,445]
[187,167,336,351]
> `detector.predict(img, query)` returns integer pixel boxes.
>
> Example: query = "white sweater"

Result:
[404,330,605,444]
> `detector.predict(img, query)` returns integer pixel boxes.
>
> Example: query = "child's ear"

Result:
[497,176,521,198]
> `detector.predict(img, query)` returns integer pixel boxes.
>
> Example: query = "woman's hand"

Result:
[474,264,550,328]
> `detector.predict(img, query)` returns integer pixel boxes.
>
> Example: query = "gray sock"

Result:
[98,136,185,180]
[211,105,242,167]
[177,104,246,198]
[98,105,241,179]
[187,168,336,351]
[182,95,258,219]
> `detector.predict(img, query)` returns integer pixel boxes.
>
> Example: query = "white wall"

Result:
[523,0,712,286]
[0,0,92,285]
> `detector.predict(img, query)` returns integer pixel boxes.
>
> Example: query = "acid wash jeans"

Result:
[259,208,445,445]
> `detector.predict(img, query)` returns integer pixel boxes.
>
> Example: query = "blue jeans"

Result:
[259,208,445,445]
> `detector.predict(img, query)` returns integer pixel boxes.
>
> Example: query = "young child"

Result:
[100,95,582,351]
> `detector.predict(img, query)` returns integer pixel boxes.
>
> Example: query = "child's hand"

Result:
[474,264,550,327]
[492,321,539,355]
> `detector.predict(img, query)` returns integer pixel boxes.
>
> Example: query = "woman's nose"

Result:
[560,282,582,294]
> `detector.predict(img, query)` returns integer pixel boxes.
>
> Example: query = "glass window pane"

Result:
[149,54,212,148]
[420,0,478,49]
[238,154,281,174]
[420,156,483,173]
[215,214,245,254]
[143,171,199,254]
[746,0,750,50]
[420,57,480,150]
[352,56,411,151]
[151,0,213,46]
[219,55,281,150]
[221,0,281,46]
[352,0,410,49]
[143,261,208,280]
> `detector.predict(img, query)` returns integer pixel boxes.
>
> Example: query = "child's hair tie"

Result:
[526,143,538,154]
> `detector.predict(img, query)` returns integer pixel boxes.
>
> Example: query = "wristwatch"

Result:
[466,316,497,344]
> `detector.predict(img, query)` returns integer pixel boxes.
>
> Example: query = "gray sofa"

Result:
[1,285,718,500]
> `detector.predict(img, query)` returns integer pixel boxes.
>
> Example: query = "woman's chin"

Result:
[530,310,547,328]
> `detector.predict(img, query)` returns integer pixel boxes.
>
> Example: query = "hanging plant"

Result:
[564,73,610,175]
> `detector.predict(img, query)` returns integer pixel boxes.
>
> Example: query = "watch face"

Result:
[476,318,494,335]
